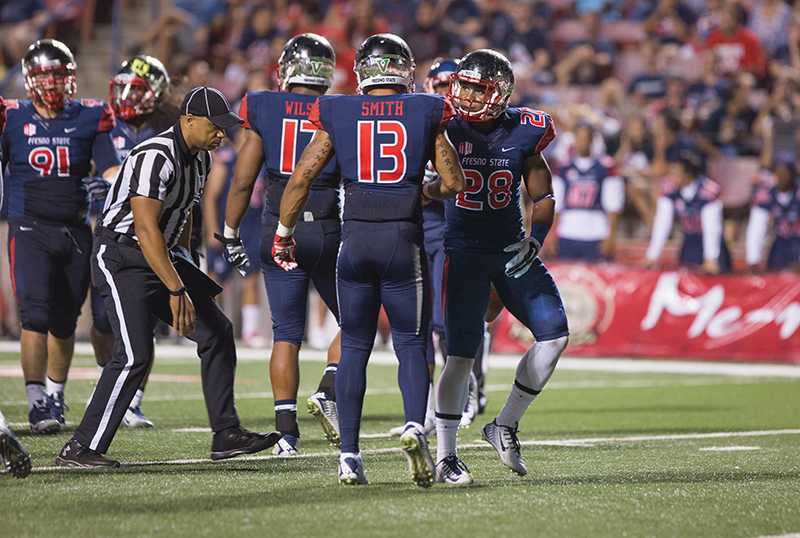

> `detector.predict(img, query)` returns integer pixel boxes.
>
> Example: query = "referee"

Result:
[55,87,280,468]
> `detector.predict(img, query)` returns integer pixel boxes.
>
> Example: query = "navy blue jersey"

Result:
[753,184,800,239]
[1,98,119,224]
[665,176,721,235]
[444,107,556,251]
[241,90,340,220]
[110,121,157,162]
[310,93,453,222]
[558,155,616,211]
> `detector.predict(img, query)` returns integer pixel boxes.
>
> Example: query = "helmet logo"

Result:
[310,60,323,75]
[377,57,391,72]
[130,58,151,77]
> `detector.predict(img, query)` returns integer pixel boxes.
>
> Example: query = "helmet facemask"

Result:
[448,70,511,122]
[25,65,76,112]
[279,55,335,91]
[110,73,158,121]
[355,54,415,93]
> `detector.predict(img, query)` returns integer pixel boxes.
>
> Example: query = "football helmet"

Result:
[278,33,336,91]
[110,55,170,121]
[22,39,77,112]
[354,33,415,93]
[449,49,514,121]
[424,58,459,94]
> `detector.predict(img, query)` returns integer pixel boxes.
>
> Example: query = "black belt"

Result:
[96,226,140,249]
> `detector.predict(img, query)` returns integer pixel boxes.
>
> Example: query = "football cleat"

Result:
[210,426,281,461]
[389,415,435,437]
[273,434,299,457]
[481,420,528,476]
[54,439,120,469]
[338,453,368,485]
[123,405,154,428]
[399,426,434,488]
[435,455,473,486]
[0,426,32,478]
[48,391,67,426]
[29,399,60,434]
[307,392,340,447]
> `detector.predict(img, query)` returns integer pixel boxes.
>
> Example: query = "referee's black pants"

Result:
[74,230,240,454]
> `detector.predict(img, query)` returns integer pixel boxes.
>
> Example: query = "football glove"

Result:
[82,176,111,202]
[214,233,250,277]
[272,234,298,271]
[504,237,540,279]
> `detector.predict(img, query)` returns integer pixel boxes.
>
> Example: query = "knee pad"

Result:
[272,319,304,347]
[19,302,50,335]
[48,315,79,340]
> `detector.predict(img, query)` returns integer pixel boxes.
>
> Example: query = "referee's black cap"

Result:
[180,86,242,129]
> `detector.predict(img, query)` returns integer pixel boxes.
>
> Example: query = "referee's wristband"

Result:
[168,287,186,296]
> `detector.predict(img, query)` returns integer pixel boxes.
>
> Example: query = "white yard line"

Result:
[699,446,761,452]
[0,341,799,377]
[24,428,800,473]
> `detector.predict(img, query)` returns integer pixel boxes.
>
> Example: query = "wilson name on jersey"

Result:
[310,93,452,222]
[444,107,555,251]
[241,90,339,220]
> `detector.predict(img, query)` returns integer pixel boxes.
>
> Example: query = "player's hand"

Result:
[272,234,298,271]
[214,233,250,277]
[170,291,195,337]
[82,175,111,202]
[702,258,720,275]
[503,237,540,279]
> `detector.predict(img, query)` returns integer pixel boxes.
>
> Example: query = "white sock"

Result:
[435,355,474,461]
[424,382,435,423]
[495,336,568,428]
[131,389,144,409]
[46,377,65,396]
[26,383,46,410]
[241,304,260,338]
[0,409,7,430]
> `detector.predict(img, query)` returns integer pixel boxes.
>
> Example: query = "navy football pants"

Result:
[336,221,431,453]
[8,219,91,338]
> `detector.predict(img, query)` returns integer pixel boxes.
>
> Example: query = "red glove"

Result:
[272,234,298,271]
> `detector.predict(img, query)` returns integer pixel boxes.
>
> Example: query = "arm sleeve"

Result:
[700,199,723,261]
[129,151,173,201]
[646,196,675,261]
[92,132,121,174]
[601,176,625,213]
[745,206,770,266]
[552,176,565,213]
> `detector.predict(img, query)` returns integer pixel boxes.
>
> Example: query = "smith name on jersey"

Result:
[444,107,555,251]
[1,98,118,224]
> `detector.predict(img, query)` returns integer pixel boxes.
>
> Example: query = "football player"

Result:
[274,33,465,485]
[0,410,31,478]
[220,34,343,455]
[436,50,569,485]
[1,39,120,434]
[552,122,624,261]
[645,148,730,273]
[746,158,799,271]
[88,54,176,429]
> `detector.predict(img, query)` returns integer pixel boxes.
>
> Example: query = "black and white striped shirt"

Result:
[101,122,210,249]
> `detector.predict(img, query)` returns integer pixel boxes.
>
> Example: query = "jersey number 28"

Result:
[455,169,513,211]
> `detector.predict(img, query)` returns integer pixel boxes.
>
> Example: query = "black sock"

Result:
[274,399,299,437]
[317,363,338,400]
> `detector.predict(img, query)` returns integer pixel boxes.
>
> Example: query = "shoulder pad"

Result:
[3,99,20,110]
[699,178,721,200]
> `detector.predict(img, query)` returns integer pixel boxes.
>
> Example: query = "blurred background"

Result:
[0,0,798,361]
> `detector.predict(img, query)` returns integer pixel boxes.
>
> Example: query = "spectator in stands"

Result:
[704,3,767,78]
[749,0,792,58]
[701,73,760,157]
[645,148,731,274]
[550,123,625,261]
[555,40,615,87]
[746,158,800,272]
[627,39,669,105]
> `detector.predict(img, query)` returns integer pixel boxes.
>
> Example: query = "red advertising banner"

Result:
[491,263,800,363]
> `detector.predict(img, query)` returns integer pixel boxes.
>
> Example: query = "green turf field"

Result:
[1,349,799,538]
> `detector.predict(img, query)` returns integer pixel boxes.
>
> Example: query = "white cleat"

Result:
[338,454,368,485]
[481,420,528,476]
[435,455,473,486]
[388,424,405,437]
[122,406,154,428]
[273,435,299,457]
[399,426,434,488]
[307,392,340,447]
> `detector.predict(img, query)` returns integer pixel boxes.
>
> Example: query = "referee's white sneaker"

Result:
[481,420,528,476]
[399,424,434,488]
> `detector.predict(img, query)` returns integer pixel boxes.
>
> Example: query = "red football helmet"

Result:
[448,49,514,122]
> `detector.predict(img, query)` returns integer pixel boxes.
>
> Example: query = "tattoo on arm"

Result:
[278,131,334,227]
